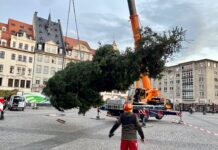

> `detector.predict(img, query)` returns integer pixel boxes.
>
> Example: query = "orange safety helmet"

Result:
[123,103,133,112]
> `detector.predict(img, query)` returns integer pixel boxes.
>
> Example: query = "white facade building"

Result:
[152,59,218,105]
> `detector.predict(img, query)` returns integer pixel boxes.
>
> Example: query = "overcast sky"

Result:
[1,0,218,65]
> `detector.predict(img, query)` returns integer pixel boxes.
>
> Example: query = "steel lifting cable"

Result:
[65,0,71,45]
[62,0,72,70]
[72,0,82,61]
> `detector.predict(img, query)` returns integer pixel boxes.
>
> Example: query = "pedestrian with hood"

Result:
[109,102,144,150]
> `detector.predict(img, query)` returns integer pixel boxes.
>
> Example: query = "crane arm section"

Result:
[127,0,141,47]
[127,0,152,90]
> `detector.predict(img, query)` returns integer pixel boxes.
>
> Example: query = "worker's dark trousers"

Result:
[120,140,138,150]
[0,111,4,120]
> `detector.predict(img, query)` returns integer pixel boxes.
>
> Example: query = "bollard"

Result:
[96,107,100,119]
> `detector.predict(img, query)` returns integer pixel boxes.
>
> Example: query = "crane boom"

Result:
[127,0,152,92]
[127,0,140,47]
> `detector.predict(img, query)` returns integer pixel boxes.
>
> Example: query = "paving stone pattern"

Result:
[0,107,217,150]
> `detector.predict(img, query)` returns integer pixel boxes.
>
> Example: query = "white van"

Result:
[8,95,26,111]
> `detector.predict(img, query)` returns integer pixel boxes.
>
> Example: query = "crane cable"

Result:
[65,0,82,64]
[72,0,82,61]
[62,0,71,69]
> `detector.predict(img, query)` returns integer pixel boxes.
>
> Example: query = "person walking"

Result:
[109,102,144,150]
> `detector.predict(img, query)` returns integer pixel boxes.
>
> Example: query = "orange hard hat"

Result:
[123,103,133,112]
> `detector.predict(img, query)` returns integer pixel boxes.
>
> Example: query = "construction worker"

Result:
[109,102,144,150]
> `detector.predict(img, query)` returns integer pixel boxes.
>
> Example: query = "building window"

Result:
[8,79,13,87]
[36,79,40,85]
[43,66,49,74]
[17,67,21,74]
[12,41,16,48]
[51,67,56,75]
[11,54,16,60]
[14,79,19,87]
[0,40,7,47]
[26,80,31,88]
[38,44,42,50]
[29,57,33,63]
[59,48,63,54]
[24,44,29,50]
[51,58,56,64]
[19,43,23,49]
[46,47,51,53]
[44,56,50,63]
[23,56,27,62]
[37,54,43,62]
[0,78,2,86]
[22,68,25,75]
[28,68,32,75]
[68,51,72,56]
[74,51,79,58]
[31,46,34,51]
[43,78,48,84]
[52,48,57,53]
[36,65,42,73]
[208,62,211,67]
[0,51,5,58]
[18,55,22,61]
[10,66,14,73]
[81,53,84,60]
[214,63,217,68]
[0,64,3,72]
[58,58,62,65]
[20,80,25,88]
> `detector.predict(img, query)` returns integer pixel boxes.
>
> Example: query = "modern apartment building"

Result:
[152,59,218,105]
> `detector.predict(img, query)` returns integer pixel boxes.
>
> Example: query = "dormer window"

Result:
[11,30,16,35]
[38,44,42,50]
[2,26,7,31]
[17,32,23,37]
[59,48,63,54]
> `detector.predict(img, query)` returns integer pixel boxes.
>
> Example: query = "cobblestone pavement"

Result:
[0,107,218,150]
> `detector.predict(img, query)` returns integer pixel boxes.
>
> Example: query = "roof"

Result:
[8,19,34,39]
[0,23,8,29]
[64,36,92,50]
[167,58,218,68]
[33,12,64,48]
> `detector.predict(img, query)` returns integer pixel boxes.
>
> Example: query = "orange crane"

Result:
[102,0,181,121]
[127,0,171,109]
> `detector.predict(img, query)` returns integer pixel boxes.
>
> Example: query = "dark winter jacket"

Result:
[109,112,144,140]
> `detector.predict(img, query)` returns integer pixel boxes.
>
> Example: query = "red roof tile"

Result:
[8,19,34,39]
[64,36,92,50]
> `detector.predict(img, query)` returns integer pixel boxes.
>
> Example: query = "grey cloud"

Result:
[70,13,133,50]
[136,0,218,65]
